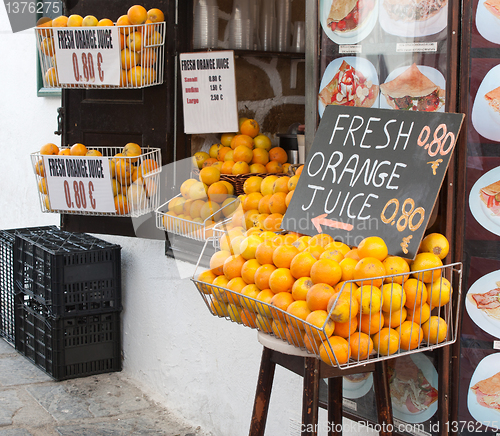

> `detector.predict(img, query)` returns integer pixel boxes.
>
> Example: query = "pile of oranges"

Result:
[36,5,165,87]
[193,118,291,175]
[35,142,158,215]
[196,230,452,367]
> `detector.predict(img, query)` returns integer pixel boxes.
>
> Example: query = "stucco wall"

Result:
[0,6,375,436]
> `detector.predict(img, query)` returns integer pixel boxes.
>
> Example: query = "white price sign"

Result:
[53,27,121,86]
[180,50,239,134]
[43,156,116,213]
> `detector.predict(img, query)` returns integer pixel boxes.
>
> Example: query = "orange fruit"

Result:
[353,257,386,287]
[372,327,399,355]
[212,276,230,298]
[220,160,235,175]
[217,146,232,161]
[261,175,279,195]
[240,234,264,260]
[381,283,406,313]
[40,143,59,155]
[263,213,283,232]
[243,176,263,194]
[382,256,410,284]
[403,278,428,310]
[147,7,164,22]
[422,316,448,344]
[291,277,314,301]
[226,277,247,304]
[255,289,275,318]
[354,285,382,314]
[286,324,306,347]
[334,317,359,338]
[271,319,287,339]
[241,259,261,285]
[304,333,322,354]
[327,291,359,323]
[69,142,87,156]
[199,166,220,185]
[269,147,288,164]
[268,192,287,214]
[222,254,246,280]
[273,177,290,194]
[306,283,336,311]
[339,257,358,282]
[286,300,312,330]
[221,133,236,147]
[303,244,325,260]
[290,252,317,279]
[359,312,384,335]
[257,194,272,214]
[419,233,449,260]
[210,298,229,317]
[240,119,260,138]
[349,332,373,361]
[127,5,148,24]
[357,236,388,261]
[254,134,272,151]
[292,236,312,252]
[295,165,304,177]
[383,307,407,328]
[410,252,443,283]
[309,233,334,248]
[255,264,277,291]
[270,291,295,322]
[241,308,257,328]
[304,310,335,342]
[233,145,254,164]
[227,303,242,323]
[319,336,351,366]
[285,191,294,208]
[319,249,344,263]
[344,249,360,261]
[114,194,129,214]
[250,163,267,173]
[98,18,114,26]
[407,302,431,325]
[266,161,283,173]
[240,284,261,312]
[427,277,452,309]
[231,134,254,150]
[288,175,299,191]
[310,258,342,287]
[51,15,68,27]
[207,182,228,203]
[272,244,299,269]
[232,161,250,175]
[243,192,263,212]
[397,321,423,350]
[252,149,269,166]
[255,239,278,265]
[269,268,295,293]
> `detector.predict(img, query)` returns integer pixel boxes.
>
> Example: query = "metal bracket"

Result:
[54,107,64,136]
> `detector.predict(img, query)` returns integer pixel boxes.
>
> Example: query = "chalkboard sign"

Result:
[282,105,464,259]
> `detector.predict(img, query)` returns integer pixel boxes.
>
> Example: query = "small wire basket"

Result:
[156,196,240,241]
[35,22,166,89]
[191,239,462,370]
[31,146,161,217]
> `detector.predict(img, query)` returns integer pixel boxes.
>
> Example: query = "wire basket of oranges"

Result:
[191,231,462,369]
[31,142,161,217]
[35,6,166,89]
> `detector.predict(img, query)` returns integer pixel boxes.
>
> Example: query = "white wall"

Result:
[0,7,376,436]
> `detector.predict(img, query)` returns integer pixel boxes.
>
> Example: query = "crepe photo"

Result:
[476,0,500,44]
[471,372,500,413]
[484,0,500,19]
[380,63,445,112]
[318,59,379,116]
[479,180,500,217]
[326,0,377,34]
[471,65,500,142]
[468,283,500,322]
[382,0,448,22]
[485,86,500,115]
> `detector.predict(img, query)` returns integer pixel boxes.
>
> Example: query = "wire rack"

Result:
[35,22,166,89]
[31,146,161,217]
[156,196,240,241]
[191,239,462,370]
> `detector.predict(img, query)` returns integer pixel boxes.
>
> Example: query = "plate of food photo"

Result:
[388,354,438,424]
[318,56,379,117]
[379,0,448,37]
[320,0,379,45]
[471,64,500,142]
[468,353,500,431]
[469,166,500,236]
[476,0,500,44]
[466,270,500,339]
[343,373,374,399]
[379,63,446,112]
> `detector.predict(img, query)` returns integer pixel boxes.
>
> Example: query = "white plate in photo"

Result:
[378,0,448,38]
[342,373,374,399]
[318,56,380,118]
[465,271,500,339]
[320,0,379,45]
[471,64,500,142]
[379,65,446,112]
[391,353,438,424]
[469,166,500,236]
[467,353,500,431]
[476,0,500,45]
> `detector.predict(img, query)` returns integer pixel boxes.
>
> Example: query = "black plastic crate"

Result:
[14,228,122,317]
[0,226,57,345]
[15,292,122,381]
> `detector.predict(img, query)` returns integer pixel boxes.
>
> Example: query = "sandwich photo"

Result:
[380,63,445,111]
[468,283,500,321]
[382,0,448,22]
[471,371,500,412]
[485,86,500,114]
[318,60,379,108]
[484,0,500,19]
[479,181,500,216]
[326,0,376,33]
[388,355,438,414]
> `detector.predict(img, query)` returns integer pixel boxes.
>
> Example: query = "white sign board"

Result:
[43,156,116,213]
[180,50,239,134]
[53,27,121,86]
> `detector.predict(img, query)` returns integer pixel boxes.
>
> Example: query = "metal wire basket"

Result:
[35,22,166,89]
[191,239,462,370]
[156,196,240,241]
[31,146,161,217]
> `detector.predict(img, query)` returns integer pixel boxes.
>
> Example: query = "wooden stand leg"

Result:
[328,377,343,436]
[373,360,393,436]
[302,357,320,436]
[249,347,277,436]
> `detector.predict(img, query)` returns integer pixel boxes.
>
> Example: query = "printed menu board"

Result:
[317,0,452,432]
[457,0,500,432]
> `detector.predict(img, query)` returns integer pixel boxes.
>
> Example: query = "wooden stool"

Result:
[249,332,393,436]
